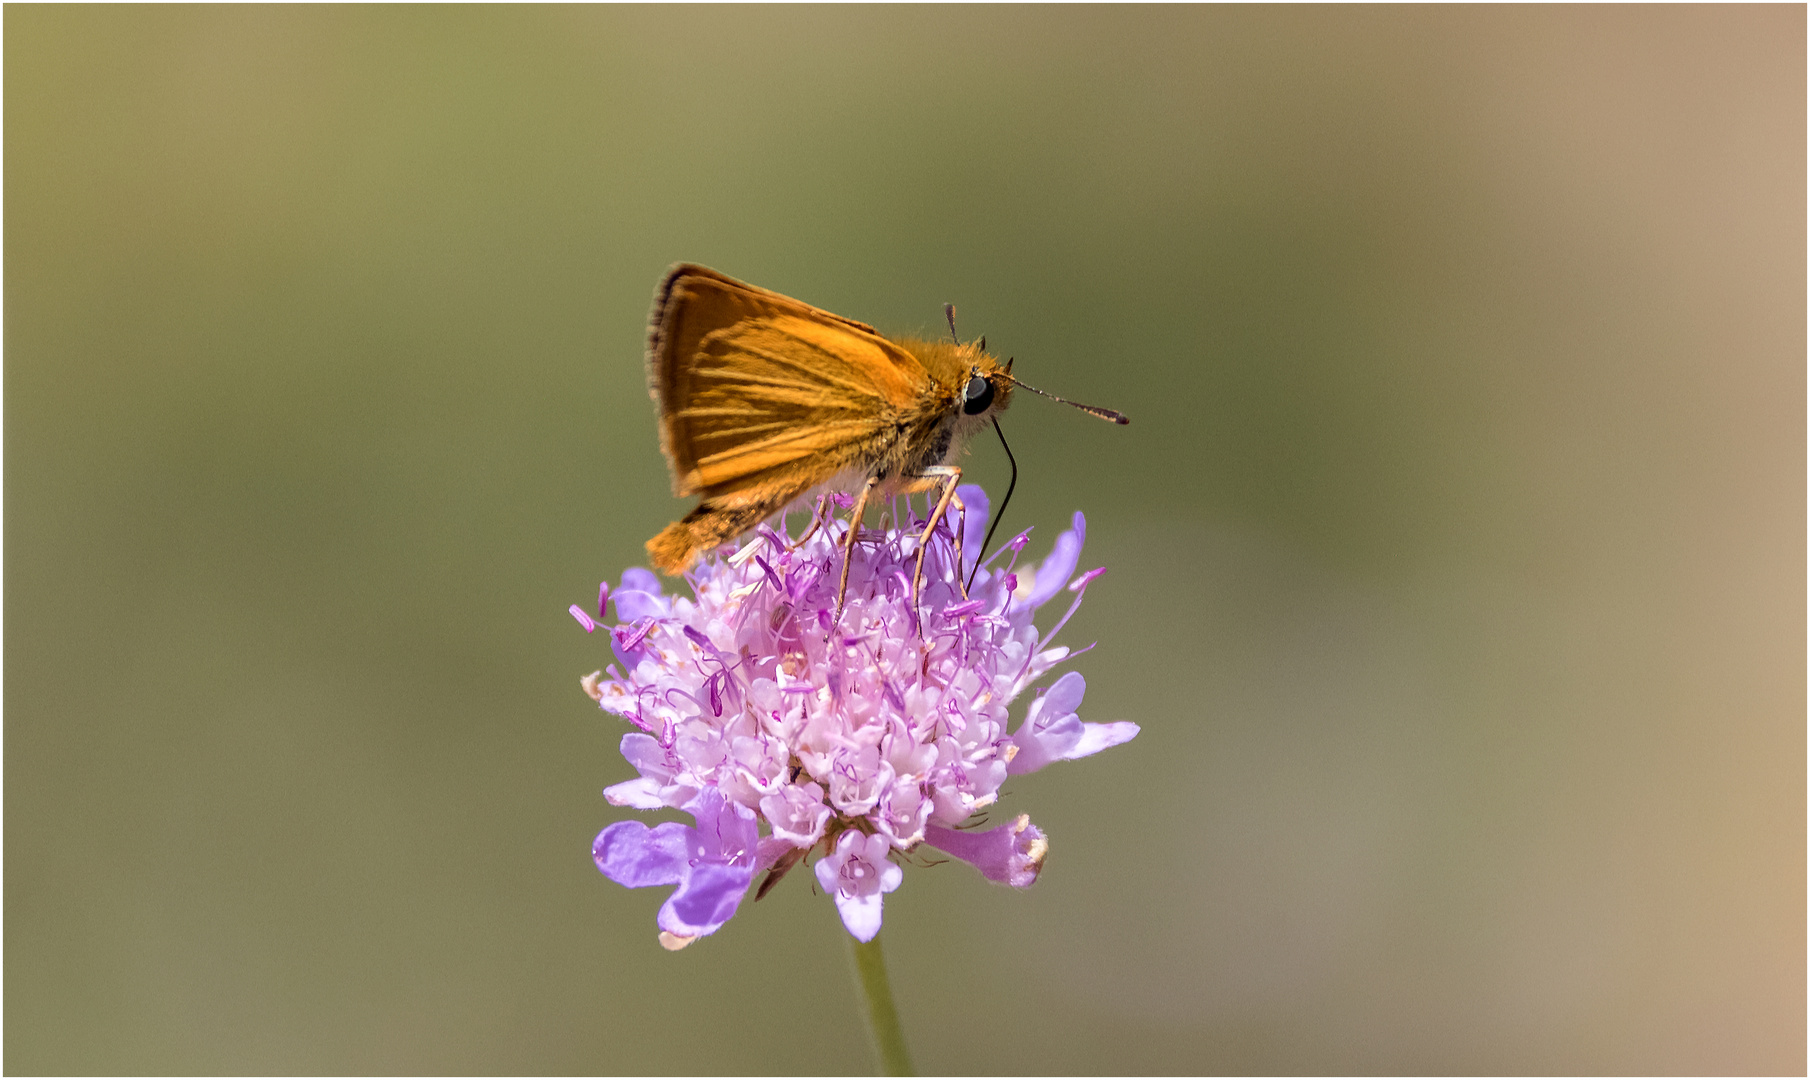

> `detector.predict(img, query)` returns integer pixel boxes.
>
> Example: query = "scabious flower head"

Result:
[576,486,1138,947]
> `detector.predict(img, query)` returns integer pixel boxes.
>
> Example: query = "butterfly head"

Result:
[961,353,1017,419]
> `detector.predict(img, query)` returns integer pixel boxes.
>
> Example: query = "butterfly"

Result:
[643,264,1126,617]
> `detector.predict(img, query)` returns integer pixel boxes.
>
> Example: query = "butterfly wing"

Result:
[647,265,930,498]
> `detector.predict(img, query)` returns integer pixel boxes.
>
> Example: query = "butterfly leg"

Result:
[833,477,880,626]
[905,466,967,624]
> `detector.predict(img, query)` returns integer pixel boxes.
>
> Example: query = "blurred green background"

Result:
[7,6,1802,1074]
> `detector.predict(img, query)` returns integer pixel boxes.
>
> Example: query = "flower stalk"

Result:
[849,933,913,1076]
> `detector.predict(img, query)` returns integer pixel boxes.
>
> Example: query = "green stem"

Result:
[848,933,914,1075]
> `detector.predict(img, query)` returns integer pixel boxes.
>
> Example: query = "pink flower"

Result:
[760,781,832,847]
[814,831,904,942]
[923,815,1048,888]
[592,788,761,951]
[580,486,1137,946]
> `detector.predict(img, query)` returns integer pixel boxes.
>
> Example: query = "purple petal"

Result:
[1035,671,1087,721]
[1024,512,1086,609]
[658,862,756,939]
[621,567,662,596]
[956,484,990,574]
[1008,673,1140,775]
[612,590,667,622]
[813,842,846,894]
[1007,711,1084,774]
[760,782,831,847]
[834,890,886,942]
[682,788,760,864]
[613,734,693,804]
[593,820,689,888]
[1069,721,1141,759]
[814,832,901,942]
[619,733,674,778]
[924,815,1048,888]
[603,776,671,809]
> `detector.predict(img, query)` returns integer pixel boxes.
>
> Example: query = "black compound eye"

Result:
[962,375,994,415]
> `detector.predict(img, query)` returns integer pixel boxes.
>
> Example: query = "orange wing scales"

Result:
[720,337,869,386]
[644,264,940,572]
[656,306,927,496]
[687,423,882,490]
[729,327,889,398]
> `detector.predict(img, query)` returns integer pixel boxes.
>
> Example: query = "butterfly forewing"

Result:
[649,267,929,497]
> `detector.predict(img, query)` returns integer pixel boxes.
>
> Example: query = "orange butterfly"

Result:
[643,264,1126,615]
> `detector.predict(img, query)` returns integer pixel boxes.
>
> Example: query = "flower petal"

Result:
[924,815,1048,888]
[834,889,886,942]
[1069,720,1141,759]
[1007,672,1139,774]
[1032,670,1088,723]
[657,861,755,939]
[1007,671,1088,774]
[612,590,668,623]
[956,483,990,575]
[682,788,760,865]
[760,781,832,847]
[813,838,848,894]
[1023,512,1086,609]
[593,820,689,888]
[814,832,901,941]
[603,776,671,809]
[620,567,663,596]
[605,733,693,807]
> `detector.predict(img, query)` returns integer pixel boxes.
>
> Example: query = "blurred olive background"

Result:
[7,6,1802,1075]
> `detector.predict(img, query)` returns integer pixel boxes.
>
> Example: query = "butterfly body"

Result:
[645,265,1016,576]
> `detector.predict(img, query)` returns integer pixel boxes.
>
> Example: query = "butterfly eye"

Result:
[962,375,994,415]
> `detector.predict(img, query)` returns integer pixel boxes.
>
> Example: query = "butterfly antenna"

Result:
[1002,371,1130,425]
[968,416,1018,592]
[943,302,962,344]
